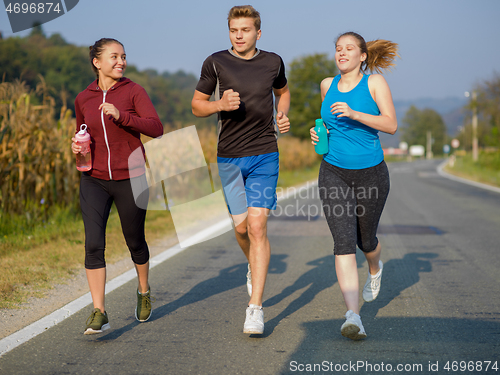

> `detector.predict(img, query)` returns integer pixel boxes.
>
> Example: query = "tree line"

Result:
[400,72,500,155]
[286,54,500,156]
[0,25,215,130]
[2,26,498,157]
[459,74,500,151]
[1,28,321,227]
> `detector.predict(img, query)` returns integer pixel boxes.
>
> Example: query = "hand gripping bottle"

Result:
[75,124,92,171]
[314,119,329,155]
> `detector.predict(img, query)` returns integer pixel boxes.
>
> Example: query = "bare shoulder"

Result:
[368,74,389,87]
[367,74,392,101]
[320,77,335,100]
[321,77,335,90]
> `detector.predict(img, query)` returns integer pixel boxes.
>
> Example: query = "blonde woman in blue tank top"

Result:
[310,32,399,340]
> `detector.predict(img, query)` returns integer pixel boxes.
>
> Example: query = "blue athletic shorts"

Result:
[217,152,279,215]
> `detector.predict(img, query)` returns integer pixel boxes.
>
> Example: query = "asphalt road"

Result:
[1,159,499,375]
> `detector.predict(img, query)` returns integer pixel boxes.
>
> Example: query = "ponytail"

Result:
[365,39,399,74]
[336,32,399,74]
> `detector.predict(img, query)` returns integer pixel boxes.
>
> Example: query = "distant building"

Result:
[383,148,407,156]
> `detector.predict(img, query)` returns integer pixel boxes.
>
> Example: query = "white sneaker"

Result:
[243,304,264,334]
[363,260,383,302]
[341,310,367,340]
[246,264,252,297]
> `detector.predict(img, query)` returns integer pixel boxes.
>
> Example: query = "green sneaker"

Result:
[84,308,110,335]
[136,289,155,322]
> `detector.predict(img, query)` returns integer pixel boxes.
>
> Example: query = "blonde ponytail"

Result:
[336,32,400,74]
[365,39,399,74]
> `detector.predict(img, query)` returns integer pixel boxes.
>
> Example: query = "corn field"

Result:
[196,127,320,171]
[0,78,319,228]
[150,127,319,205]
[278,135,320,171]
[0,79,79,223]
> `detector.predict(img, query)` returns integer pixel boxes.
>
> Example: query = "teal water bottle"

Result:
[314,119,329,155]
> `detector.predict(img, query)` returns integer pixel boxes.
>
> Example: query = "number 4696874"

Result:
[444,361,498,372]
[5,3,62,14]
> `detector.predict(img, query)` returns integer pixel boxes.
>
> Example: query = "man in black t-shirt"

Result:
[192,5,290,335]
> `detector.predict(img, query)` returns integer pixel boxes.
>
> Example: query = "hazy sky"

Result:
[1,0,499,101]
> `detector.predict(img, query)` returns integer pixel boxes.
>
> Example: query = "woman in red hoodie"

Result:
[72,38,163,334]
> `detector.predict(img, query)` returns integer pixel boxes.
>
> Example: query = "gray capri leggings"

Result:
[318,159,390,255]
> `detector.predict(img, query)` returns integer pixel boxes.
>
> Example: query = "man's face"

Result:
[228,17,261,59]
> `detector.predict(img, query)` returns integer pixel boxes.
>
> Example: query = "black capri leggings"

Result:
[80,173,150,269]
[318,160,390,256]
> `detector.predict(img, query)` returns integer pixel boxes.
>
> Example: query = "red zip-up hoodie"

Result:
[75,78,163,180]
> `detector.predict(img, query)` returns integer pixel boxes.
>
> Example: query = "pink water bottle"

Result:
[75,124,92,171]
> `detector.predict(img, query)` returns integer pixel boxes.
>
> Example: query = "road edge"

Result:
[437,159,500,194]
[0,180,316,357]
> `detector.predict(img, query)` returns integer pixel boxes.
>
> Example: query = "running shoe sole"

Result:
[243,327,264,334]
[341,323,366,340]
[84,323,110,335]
[135,310,152,322]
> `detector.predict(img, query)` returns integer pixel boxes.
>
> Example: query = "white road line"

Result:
[0,181,314,356]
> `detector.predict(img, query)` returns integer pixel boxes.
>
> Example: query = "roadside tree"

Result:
[470,74,500,149]
[287,53,338,139]
[401,106,447,156]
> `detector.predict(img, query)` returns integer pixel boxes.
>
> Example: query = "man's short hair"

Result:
[227,5,261,31]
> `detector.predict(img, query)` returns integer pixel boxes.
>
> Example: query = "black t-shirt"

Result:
[195,49,287,158]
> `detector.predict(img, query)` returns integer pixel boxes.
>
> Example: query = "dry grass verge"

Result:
[1,110,319,308]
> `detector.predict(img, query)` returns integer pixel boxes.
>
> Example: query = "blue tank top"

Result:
[321,74,384,169]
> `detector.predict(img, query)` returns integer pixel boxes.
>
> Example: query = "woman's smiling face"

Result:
[335,35,366,74]
[93,42,127,81]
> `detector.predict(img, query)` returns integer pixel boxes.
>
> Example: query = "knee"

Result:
[85,234,104,255]
[234,223,248,237]
[85,241,105,269]
[247,221,266,240]
[126,239,149,265]
[357,238,379,253]
[125,235,146,252]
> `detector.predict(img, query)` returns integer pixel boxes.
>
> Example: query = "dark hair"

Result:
[228,5,261,30]
[88,38,124,77]
[335,32,399,74]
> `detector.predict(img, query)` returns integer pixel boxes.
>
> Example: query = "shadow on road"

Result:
[263,252,438,338]
[97,254,288,341]
[279,317,500,375]
[277,252,500,374]
[360,252,438,319]
[97,251,439,342]
[262,254,339,336]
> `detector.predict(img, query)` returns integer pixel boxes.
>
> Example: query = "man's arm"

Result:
[191,89,241,118]
[273,84,290,134]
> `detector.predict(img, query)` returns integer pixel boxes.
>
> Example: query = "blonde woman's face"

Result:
[335,35,366,73]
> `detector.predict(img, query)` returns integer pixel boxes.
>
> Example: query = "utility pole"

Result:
[472,91,478,161]
[426,130,433,159]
